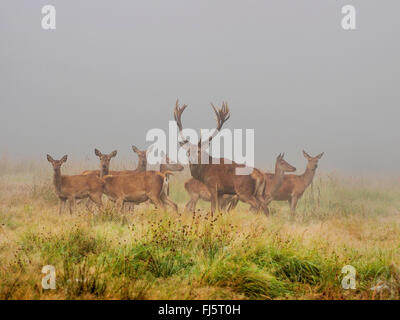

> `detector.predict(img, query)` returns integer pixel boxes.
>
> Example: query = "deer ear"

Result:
[303,150,311,160]
[110,150,117,158]
[46,154,54,162]
[132,145,139,153]
[316,152,324,160]
[61,155,68,163]
[95,149,102,157]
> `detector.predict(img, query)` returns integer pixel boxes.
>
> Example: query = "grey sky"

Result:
[1,0,399,174]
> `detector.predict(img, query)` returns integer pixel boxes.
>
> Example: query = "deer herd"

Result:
[47,101,324,220]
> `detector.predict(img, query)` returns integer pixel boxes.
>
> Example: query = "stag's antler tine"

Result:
[201,101,231,145]
[211,103,221,129]
[174,100,189,143]
[224,102,230,121]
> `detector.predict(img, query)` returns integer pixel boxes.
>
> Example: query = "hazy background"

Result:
[1,0,399,174]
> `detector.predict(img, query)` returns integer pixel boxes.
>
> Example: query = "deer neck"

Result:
[159,164,166,173]
[160,163,175,173]
[188,151,210,181]
[136,158,147,172]
[270,166,285,196]
[189,163,203,182]
[52,167,63,195]
[301,166,316,187]
[100,167,109,178]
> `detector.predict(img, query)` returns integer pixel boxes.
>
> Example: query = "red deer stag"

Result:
[268,150,324,218]
[174,100,268,214]
[47,154,104,214]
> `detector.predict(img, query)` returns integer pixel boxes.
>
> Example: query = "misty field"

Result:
[1,157,400,300]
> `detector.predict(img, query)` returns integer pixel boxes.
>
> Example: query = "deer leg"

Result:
[59,199,66,215]
[227,195,239,212]
[124,202,135,212]
[85,198,93,211]
[209,189,219,213]
[217,194,226,212]
[289,195,298,220]
[148,194,165,212]
[237,193,260,213]
[89,194,103,213]
[259,195,272,216]
[191,195,200,212]
[255,196,270,216]
[220,196,228,211]
[68,197,76,215]
[261,203,270,216]
[186,194,198,212]
[115,198,125,212]
[125,202,134,213]
[161,193,178,213]
[185,199,193,212]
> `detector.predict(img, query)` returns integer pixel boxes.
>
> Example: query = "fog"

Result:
[1,0,399,174]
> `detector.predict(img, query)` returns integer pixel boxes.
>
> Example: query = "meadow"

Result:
[0,156,400,300]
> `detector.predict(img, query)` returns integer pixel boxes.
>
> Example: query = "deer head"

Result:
[132,145,184,172]
[47,154,68,170]
[95,148,117,176]
[275,153,296,173]
[161,152,184,172]
[174,99,230,165]
[303,150,324,172]
[132,145,148,171]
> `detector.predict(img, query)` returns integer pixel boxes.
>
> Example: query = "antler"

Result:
[174,99,189,144]
[202,101,231,145]
[211,101,230,131]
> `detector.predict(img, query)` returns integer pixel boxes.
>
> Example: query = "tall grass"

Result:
[0,159,400,299]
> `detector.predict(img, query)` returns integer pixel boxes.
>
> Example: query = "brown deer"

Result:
[131,145,184,196]
[82,147,148,177]
[100,145,180,213]
[227,153,296,214]
[85,146,181,213]
[184,178,234,212]
[131,145,184,174]
[102,170,178,213]
[174,100,268,214]
[82,149,118,177]
[268,150,324,218]
[130,145,148,172]
[47,154,104,214]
